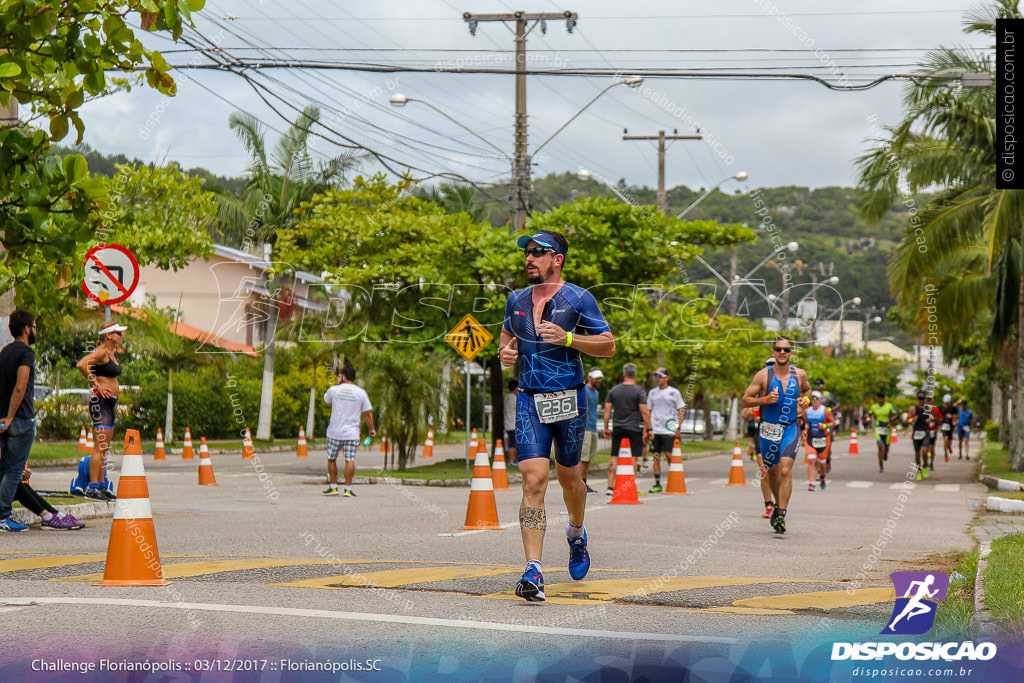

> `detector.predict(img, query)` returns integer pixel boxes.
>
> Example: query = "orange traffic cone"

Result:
[461,446,501,529]
[296,427,308,458]
[891,426,898,444]
[848,429,859,454]
[477,437,488,458]
[198,437,217,486]
[182,428,194,460]
[78,426,89,453]
[86,428,94,452]
[665,438,688,494]
[610,438,641,504]
[242,427,255,459]
[728,441,747,486]
[492,439,510,491]
[154,429,166,461]
[422,429,434,458]
[95,430,171,586]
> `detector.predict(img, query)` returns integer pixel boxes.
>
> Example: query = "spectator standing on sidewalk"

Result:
[323,365,376,497]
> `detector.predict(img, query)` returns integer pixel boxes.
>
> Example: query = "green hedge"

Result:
[986,422,1001,442]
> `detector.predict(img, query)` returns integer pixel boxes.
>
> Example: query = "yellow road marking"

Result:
[0,555,106,573]
[733,587,895,610]
[679,606,795,615]
[273,565,523,589]
[542,575,816,601]
[56,558,400,582]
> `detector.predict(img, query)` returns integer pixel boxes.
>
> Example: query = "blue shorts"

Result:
[759,422,799,467]
[958,427,971,440]
[515,387,587,467]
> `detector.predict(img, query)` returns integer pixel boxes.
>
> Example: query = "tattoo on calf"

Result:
[520,506,546,530]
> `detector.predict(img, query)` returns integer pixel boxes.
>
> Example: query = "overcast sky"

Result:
[77,0,987,192]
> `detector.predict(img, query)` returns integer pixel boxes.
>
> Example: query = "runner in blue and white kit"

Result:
[742,337,811,534]
[498,230,615,602]
[958,399,974,460]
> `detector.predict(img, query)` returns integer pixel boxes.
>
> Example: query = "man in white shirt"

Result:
[646,367,685,494]
[323,365,376,497]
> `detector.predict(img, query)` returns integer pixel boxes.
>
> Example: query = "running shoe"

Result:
[515,564,545,601]
[342,489,356,497]
[41,515,71,531]
[762,502,774,519]
[923,467,930,479]
[585,484,598,495]
[567,530,590,580]
[945,455,949,462]
[639,456,650,474]
[959,455,963,460]
[916,471,923,481]
[966,455,971,460]
[879,464,884,473]
[605,487,613,496]
[0,518,28,532]
[322,486,339,496]
[84,486,114,501]
[770,509,786,534]
[648,484,663,494]
[808,482,815,491]
[820,475,826,490]
[62,513,85,529]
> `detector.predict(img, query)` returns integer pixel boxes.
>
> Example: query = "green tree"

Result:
[0,1,203,316]
[364,346,447,471]
[210,105,361,441]
[856,0,1024,467]
[137,305,220,443]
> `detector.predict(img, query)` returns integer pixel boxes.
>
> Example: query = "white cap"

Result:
[811,391,822,399]
[99,323,128,335]
[943,393,952,402]
[588,368,603,379]
[765,358,776,366]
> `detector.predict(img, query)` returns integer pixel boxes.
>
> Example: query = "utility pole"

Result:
[464,10,578,232]
[621,129,702,213]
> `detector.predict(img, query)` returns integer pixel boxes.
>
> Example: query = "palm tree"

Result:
[412,182,490,223]
[137,307,220,443]
[210,105,361,440]
[856,0,1024,468]
[364,347,447,471]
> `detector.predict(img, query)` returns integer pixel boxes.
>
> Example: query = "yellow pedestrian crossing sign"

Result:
[445,313,494,362]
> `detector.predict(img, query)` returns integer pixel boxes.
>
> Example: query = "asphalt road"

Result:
[0,435,987,681]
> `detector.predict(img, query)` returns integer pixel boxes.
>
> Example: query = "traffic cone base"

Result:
[492,438,510,491]
[422,429,434,458]
[664,439,688,495]
[462,449,501,529]
[728,440,747,486]
[610,438,641,504]
[96,446,170,586]
[848,429,859,455]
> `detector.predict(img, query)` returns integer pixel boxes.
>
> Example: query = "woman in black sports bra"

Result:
[75,322,127,501]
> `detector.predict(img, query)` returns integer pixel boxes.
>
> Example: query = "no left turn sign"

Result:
[81,244,140,306]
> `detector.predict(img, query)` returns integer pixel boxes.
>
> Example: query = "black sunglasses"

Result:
[524,247,556,257]
[773,346,793,353]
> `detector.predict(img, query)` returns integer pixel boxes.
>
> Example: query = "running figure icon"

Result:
[885,574,939,633]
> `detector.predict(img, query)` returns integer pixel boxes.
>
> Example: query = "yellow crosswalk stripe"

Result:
[55,558,397,582]
[273,564,523,589]
[0,555,106,573]
[482,576,817,604]
[732,587,894,610]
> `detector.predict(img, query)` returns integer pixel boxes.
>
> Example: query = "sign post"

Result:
[445,314,494,473]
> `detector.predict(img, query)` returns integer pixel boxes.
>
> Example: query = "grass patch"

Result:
[28,443,84,462]
[987,491,1024,501]
[933,549,980,640]
[984,534,1024,636]
[979,443,1023,484]
[359,458,487,480]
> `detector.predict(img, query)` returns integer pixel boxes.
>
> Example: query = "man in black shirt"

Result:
[602,362,651,495]
[0,309,37,532]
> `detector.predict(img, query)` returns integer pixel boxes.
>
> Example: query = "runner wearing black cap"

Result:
[499,229,616,601]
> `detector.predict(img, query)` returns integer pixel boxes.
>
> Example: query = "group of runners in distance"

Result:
[498,228,974,601]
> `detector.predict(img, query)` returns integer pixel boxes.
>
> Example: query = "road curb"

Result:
[979,474,1024,492]
[974,540,996,635]
[10,499,114,528]
[984,496,1024,513]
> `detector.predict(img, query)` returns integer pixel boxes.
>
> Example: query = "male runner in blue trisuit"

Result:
[741,336,811,534]
[499,230,615,601]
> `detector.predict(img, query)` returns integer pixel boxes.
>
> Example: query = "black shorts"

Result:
[505,430,516,449]
[650,434,675,455]
[88,395,118,429]
[609,428,644,460]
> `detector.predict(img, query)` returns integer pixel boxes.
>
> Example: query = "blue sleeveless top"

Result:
[805,405,828,437]
[762,367,799,425]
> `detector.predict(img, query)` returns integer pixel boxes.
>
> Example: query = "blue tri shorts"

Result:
[515,387,587,468]
[759,422,800,467]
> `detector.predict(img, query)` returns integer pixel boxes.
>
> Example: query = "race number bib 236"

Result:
[760,422,784,442]
[533,389,579,424]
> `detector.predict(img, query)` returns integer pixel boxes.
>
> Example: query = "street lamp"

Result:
[837,296,861,356]
[801,275,838,343]
[389,93,508,159]
[676,171,748,220]
[534,76,643,155]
